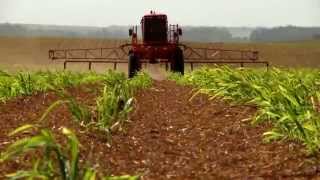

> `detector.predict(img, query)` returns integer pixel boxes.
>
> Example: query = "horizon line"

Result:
[1,22,320,29]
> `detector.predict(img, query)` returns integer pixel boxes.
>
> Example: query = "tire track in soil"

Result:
[0,81,319,179]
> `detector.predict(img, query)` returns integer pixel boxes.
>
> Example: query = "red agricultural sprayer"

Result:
[49,11,269,77]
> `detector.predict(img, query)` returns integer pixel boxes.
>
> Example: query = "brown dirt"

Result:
[0,81,319,179]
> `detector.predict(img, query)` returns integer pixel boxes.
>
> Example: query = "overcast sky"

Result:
[0,0,319,27]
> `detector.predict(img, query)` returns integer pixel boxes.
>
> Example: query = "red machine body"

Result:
[129,11,182,62]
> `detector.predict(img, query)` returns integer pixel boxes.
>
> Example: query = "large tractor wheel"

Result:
[128,52,141,78]
[170,47,184,75]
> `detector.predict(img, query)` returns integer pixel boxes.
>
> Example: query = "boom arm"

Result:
[49,44,268,70]
[49,46,129,61]
[49,44,259,61]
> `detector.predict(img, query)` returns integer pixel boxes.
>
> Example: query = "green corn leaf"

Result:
[263,131,285,143]
[83,169,97,180]
[1,135,51,162]
[38,100,69,122]
[6,171,48,180]
[62,128,80,180]
[9,124,36,136]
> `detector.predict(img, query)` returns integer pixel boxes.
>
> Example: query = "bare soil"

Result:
[0,81,319,179]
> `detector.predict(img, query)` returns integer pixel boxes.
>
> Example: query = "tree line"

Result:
[0,23,319,42]
[250,26,320,42]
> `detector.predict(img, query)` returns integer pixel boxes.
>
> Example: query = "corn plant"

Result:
[95,71,151,132]
[16,72,35,96]
[96,85,133,131]
[55,89,92,124]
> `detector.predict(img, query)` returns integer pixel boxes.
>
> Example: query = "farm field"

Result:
[1,37,320,179]
[0,68,320,179]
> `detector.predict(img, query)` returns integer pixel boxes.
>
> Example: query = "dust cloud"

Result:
[143,63,168,80]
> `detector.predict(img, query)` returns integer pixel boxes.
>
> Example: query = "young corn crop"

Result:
[52,70,152,134]
[0,70,104,102]
[169,66,320,153]
[30,70,152,135]
[0,69,152,135]
[0,125,139,180]
[0,70,151,179]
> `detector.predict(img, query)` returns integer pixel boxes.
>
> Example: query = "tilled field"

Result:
[0,81,319,179]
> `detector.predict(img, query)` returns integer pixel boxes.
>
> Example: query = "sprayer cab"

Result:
[141,13,168,44]
[129,11,182,45]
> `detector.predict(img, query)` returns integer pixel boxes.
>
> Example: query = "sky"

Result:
[0,0,319,27]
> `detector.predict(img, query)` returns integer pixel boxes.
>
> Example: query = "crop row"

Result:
[0,70,152,179]
[170,66,320,153]
[0,70,106,102]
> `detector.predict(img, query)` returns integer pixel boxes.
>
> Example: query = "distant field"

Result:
[0,36,320,72]
[224,41,320,67]
[0,37,129,72]
[186,40,320,67]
